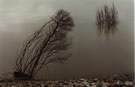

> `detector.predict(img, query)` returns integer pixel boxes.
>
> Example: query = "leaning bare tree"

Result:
[14,9,74,79]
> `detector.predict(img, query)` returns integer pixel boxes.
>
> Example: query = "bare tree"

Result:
[96,4,118,36]
[14,9,74,79]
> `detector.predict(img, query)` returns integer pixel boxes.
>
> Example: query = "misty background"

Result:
[0,0,133,80]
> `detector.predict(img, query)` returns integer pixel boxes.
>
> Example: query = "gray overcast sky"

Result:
[0,0,133,79]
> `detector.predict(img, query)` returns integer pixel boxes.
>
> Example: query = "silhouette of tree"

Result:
[14,9,75,79]
[96,4,118,37]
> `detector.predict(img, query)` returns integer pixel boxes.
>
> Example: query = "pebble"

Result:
[0,74,133,87]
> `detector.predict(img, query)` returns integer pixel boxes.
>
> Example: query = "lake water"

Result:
[0,0,133,80]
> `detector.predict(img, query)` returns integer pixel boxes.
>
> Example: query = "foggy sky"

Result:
[0,0,134,80]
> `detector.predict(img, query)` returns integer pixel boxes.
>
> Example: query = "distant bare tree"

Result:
[14,9,74,79]
[96,4,118,36]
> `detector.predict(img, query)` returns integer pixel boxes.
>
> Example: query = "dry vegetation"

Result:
[15,9,74,80]
[96,4,118,36]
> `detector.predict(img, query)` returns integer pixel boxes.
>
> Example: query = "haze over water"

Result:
[0,0,133,80]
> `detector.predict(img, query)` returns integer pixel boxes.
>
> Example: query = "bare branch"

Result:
[14,9,74,79]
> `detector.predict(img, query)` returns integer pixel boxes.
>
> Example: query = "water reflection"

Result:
[96,4,118,37]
